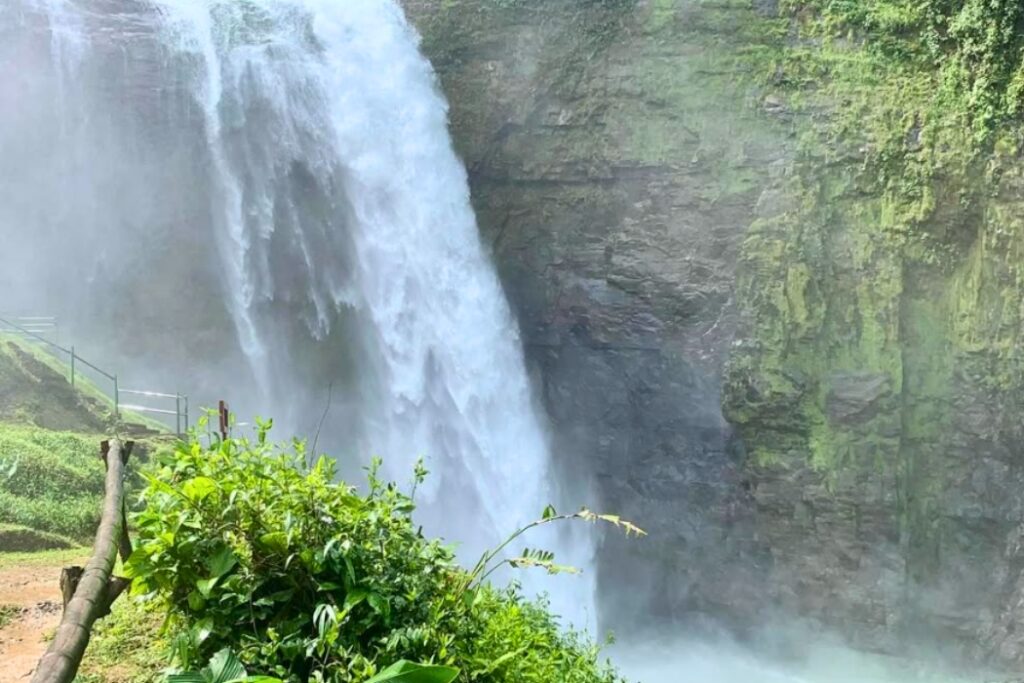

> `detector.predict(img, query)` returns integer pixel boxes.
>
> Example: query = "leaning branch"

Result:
[31,439,133,683]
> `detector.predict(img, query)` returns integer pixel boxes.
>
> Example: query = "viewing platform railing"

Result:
[118,389,190,435]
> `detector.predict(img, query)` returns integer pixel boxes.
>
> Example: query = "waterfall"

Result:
[1,0,595,628]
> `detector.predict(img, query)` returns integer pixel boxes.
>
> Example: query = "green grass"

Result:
[0,335,175,679]
[0,546,88,570]
[0,424,174,543]
[0,425,107,541]
[77,596,167,683]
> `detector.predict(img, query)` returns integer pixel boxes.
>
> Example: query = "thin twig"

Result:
[310,382,334,464]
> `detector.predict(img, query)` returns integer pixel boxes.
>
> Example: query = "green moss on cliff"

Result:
[721,0,1024,595]
[725,177,905,479]
[791,0,1024,145]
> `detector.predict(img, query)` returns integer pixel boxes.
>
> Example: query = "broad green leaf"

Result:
[365,661,459,683]
[206,648,246,683]
[344,588,368,610]
[316,580,342,592]
[121,548,151,579]
[143,474,182,499]
[196,576,220,598]
[471,647,528,676]
[344,556,357,585]
[461,587,485,610]
[367,592,390,620]
[258,532,288,553]
[128,576,152,597]
[187,590,206,611]
[193,618,214,645]
[206,546,237,578]
[182,477,217,502]
[298,548,315,569]
[262,588,296,603]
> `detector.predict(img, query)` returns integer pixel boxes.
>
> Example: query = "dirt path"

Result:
[0,561,74,683]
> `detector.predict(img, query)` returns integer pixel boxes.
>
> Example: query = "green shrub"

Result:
[125,419,627,683]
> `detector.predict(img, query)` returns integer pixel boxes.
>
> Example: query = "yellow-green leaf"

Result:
[182,477,217,502]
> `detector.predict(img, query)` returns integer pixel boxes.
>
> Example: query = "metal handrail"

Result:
[118,405,176,416]
[118,390,189,435]
[119,389,179,399]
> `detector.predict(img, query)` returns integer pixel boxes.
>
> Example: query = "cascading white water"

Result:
[3,0,595,628]
[168,0,599,624]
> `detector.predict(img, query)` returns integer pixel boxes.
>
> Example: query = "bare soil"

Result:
[0,560,73,682]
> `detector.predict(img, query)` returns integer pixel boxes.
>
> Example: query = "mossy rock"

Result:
[0,523,77,552]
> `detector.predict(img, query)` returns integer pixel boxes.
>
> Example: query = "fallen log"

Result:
[31,439,133,683]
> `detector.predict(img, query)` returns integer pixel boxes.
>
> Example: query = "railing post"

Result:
[70,346,75,387]
[218,400,229,441]
[184,396,189,433]
[113,375,119,418]
[175,394,181,436]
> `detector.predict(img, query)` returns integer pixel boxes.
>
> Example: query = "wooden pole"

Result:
[31,439,133,683]
[218,400,229,441]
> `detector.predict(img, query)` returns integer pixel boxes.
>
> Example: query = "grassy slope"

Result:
[0,337,171,546]
[0,427,107,542]
[0,338,171,681]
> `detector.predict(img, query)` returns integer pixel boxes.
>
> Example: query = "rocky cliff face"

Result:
[404,0,1024,669]
[402,0,789,637]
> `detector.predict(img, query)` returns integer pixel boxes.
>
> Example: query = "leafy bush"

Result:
[125,419,627,683]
